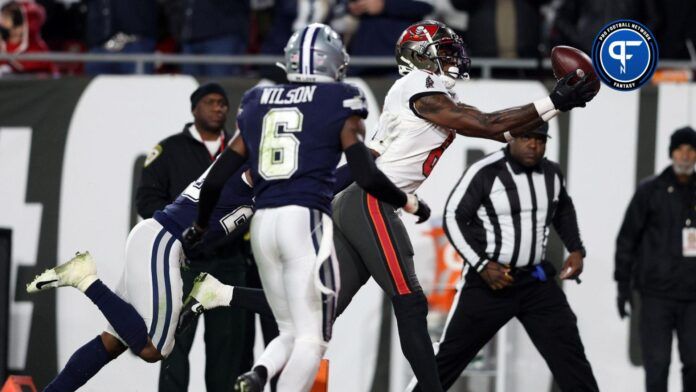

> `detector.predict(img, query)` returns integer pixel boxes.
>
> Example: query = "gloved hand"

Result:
[404,194,431,224]
[549,70,597,111]
[617,281,632,319]
[181,224,208,263]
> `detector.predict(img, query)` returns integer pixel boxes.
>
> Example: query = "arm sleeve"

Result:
[444,164,491,272]
[551,175,585,255]
[344,142,407,207]
[135,144,171,219]
[196,148,247,229]
[614,183,650,283]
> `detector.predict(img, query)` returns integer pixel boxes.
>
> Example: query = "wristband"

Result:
[541,109,559,122]
[533,97,555,116]
[403,194,419,213]
[503,131,514,142]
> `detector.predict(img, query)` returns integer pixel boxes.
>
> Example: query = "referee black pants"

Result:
[412,268,598,392]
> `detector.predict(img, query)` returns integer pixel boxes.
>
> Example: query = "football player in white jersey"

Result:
[328,20,597,392]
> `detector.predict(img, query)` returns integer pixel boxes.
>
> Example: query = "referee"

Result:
[410,123,599,391]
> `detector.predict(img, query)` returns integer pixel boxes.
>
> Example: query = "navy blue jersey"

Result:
[154,166,254,244]
[237,82,368,215]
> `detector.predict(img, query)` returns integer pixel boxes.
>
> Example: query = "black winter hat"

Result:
[190,83,228,110]
[669,126,696,156]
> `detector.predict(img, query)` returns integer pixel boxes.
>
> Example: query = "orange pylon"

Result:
[310,359,329,392]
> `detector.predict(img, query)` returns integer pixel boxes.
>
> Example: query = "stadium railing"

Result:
[0,53,694,78]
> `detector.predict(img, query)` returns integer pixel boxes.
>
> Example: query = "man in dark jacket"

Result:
[136,83,255,392]
[615,126,696,392]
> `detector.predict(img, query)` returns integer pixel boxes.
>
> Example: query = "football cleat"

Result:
[177,273,230,335]
[234,370,265,392]
[176,294,204,335]
[27,251,97,293]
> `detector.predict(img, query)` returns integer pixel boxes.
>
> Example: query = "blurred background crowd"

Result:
[0,0,694,78]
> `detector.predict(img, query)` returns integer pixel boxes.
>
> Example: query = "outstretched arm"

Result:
[414,96,543,142]
[413,70,596,142]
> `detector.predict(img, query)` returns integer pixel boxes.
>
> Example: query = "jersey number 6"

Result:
[259,107,304,180]
[422,131,455,177]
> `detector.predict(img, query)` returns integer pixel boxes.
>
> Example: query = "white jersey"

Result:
[367,69,457,193]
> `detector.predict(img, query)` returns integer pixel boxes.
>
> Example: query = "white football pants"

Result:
[250,206,339,392]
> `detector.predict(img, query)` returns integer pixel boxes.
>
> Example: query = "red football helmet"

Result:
[395,20,470,80]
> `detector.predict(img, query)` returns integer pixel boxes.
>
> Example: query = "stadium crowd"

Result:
[0,0,695,77]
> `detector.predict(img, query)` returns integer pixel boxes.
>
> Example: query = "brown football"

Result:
[551,45,600,94]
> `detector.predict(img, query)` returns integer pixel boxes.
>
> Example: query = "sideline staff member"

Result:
[410,123,598,391]
[136,83,254,392]
[615,126,696,392]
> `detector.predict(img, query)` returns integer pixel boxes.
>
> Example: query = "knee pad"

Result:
[392,291,428,319]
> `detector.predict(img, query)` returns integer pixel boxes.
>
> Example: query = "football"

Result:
[551,45,600,94]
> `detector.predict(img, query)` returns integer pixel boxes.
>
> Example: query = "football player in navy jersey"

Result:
[179,23,430,392]
[24,165,262,391]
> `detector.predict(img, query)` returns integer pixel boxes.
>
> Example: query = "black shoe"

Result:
[234,370,264,392]
[176,295,204,335]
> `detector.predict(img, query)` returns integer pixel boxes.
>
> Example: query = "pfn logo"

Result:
[592,20,658,91]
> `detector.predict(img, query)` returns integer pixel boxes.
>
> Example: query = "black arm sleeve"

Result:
[196,149,247,229]
[333,164,355,195]
[344,143,407,207]
[552,181,585,255]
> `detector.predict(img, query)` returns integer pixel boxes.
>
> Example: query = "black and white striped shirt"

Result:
[444,147,585,273]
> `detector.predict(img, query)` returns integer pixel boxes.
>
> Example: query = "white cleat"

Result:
[26,251,97,293]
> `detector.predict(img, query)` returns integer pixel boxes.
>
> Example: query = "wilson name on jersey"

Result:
[367,69,457,194]
[237,82,368,215]
[155,165,254,242]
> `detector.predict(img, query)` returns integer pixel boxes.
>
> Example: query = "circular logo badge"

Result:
[591,20,659,91]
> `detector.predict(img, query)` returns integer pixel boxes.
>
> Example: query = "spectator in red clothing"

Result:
[0,0,56,76]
